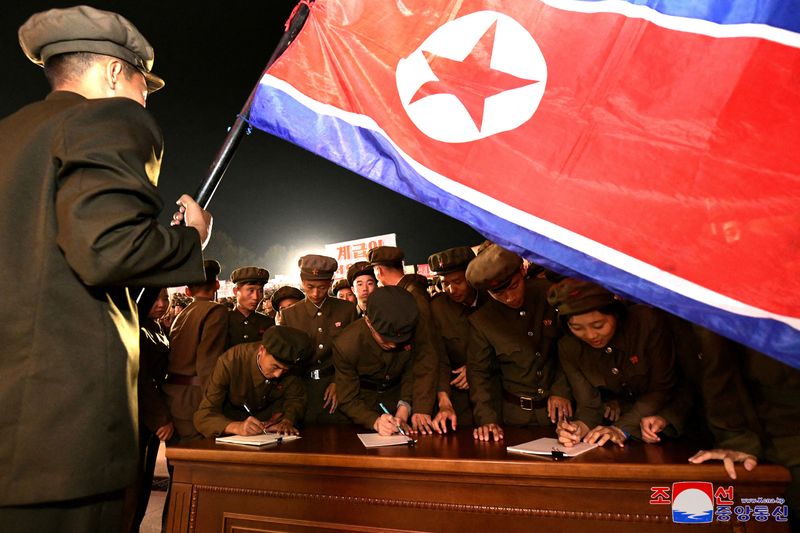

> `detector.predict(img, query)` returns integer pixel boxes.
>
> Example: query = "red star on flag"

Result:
[410,21,539,131]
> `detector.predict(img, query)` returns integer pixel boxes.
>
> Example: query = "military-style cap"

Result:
[331,279,350,296]
[366,286,419,344]
[202,260,221,284]
[346,261,376,286]
[18,5,165,92]
[547,278,618,317]
[261,326,313,367]
[465,244,523,291]
[367,246,404,266]
[428,246,476,275]
[298,255,337,280]
[230,266,269,286]
[270,285,305,310]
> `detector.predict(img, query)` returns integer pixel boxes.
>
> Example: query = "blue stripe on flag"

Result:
[578,0,800,33]
[249,83,800,368]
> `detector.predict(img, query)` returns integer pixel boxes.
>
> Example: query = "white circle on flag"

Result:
[396,10,547,143]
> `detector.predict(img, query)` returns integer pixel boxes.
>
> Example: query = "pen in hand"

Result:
[242,402,269,436]
[378,402,408,437]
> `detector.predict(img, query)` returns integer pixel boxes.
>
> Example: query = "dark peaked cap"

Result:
[261,326,313,367]
[428,246,476,274]
[231,267,269,285]
[465,244,522,291]
[298,255,337,280]
[368,246,404,266]
[18,5,165,92]
[366,286,418,344]
[346,261,375,286]
[547,278,618,317]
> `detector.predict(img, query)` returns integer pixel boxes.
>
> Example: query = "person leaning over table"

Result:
[335,286,439,436]
[194,326,313,437]
[686,339,800,526]
[466,244,572,442]
[427,245,491,429]
[549,278,677,448]
[368,246,444,434]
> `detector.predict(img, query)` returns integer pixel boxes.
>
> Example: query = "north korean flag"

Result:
[249,0,800,366]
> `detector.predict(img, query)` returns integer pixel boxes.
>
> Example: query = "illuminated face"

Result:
[488,271,525,309]
[234,283,264,313]
[336,287,356,303]
[302,279,332,306]
[148,288,170,320]
[352,274,376,308]
[441,270,474,305]
[365,317,398,351]
[567,311,618,349]
[257,347,289,379]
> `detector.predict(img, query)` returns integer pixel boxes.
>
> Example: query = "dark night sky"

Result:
[1,1,483,278]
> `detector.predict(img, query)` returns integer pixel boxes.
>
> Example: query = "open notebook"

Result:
[357,433,414,448]
[507,437,597,458]
[215,434,300,447]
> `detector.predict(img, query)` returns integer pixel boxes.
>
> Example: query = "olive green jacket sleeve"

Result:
[466,324,500,426]
[407,289,441,415]
[334,340,379,430]
[195,305,231,388]
[615,313,676,437]
[54,97,204,288]
[558,337,604,429]
[194,354,235,438]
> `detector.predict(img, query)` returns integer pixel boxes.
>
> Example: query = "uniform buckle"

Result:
[310,369,320,380]
[519,395,533,411]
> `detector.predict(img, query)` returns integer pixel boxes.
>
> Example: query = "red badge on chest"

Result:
[629,355,639,365]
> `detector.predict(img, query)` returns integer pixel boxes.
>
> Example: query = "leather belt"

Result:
[308,366,335,380]
[503,389,547,411]
[359,376,401,392]
[165,373,202,386]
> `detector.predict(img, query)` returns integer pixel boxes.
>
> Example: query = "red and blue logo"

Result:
[671,482,714,524]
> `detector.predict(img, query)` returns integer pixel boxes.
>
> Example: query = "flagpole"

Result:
[193,1,313,209]
[136,2,312,307]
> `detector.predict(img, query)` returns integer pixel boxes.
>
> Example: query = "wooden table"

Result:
[165,425,790,532]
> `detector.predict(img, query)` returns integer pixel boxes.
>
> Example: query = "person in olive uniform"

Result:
[194,326,313,437]
[331,279,356,303]
[227,266,274,347]
[0,6,212,530]
[122,288,173,533]
[347,261,377,317]
[280,255,358,423]
[427,246,489,429]
[271,285,305,325]
[466,244,572,441]
[548,278,677,448]
[165,260,229,442]
[334,286,437,435]
[368,246,442,433]
[687,341,800,526]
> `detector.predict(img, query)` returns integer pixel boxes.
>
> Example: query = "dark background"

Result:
[1,1,483,277]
